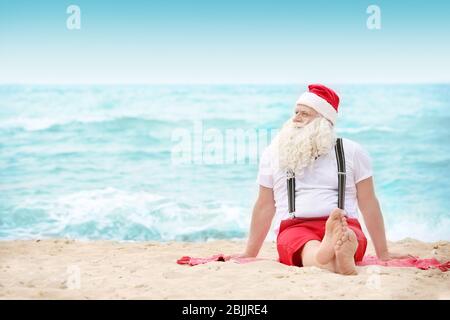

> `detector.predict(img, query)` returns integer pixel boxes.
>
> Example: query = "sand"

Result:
[0,238,449,300]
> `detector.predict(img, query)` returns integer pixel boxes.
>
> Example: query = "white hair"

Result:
[271,116,336,177]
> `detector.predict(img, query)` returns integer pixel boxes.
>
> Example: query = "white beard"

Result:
[270,116,336,177]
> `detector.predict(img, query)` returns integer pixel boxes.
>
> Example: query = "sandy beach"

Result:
[0,238,449,300]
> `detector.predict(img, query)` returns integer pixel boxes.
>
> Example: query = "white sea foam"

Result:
[386,218,450,242]
[0,115,117,131]
[9,187,249,241]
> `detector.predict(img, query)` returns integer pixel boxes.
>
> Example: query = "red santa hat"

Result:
[296,84,340,125]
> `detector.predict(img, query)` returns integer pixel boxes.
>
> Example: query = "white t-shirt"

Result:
[256,137,373,236]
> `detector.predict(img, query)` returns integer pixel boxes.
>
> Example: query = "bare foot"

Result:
[335,229,358,275]
[315,209,347,265]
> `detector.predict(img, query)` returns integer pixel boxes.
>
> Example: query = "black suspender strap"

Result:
[335,137,346,210]
[286,137,346,218]
[287,169,296,215]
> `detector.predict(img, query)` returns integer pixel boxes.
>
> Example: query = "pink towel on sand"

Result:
[177,254,449,271]
[356,255,450,271]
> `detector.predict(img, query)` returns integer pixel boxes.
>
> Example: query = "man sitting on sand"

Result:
[240,84,411,275]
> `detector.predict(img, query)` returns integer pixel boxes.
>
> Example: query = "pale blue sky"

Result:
[0,0,449,84]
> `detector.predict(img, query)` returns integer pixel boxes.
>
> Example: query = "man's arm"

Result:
[356,177,388,257]
[243,185,276,257]
[356,177,412,260]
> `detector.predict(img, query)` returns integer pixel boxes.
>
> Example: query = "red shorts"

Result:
[276,216,367,267]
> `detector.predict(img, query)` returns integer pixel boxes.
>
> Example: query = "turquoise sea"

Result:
[0,84,449,242]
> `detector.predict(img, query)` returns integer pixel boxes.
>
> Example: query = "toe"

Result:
[347,229,357,243]
[330,209,342,220]
[341,232,349,242]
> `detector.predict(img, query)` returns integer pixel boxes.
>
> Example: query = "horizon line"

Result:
[1,81,449,86]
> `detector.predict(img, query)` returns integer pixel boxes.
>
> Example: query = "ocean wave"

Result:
[0,115,255,133]
[0,116,178,132]
[2,187,249,241]
[385,218,450,242]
